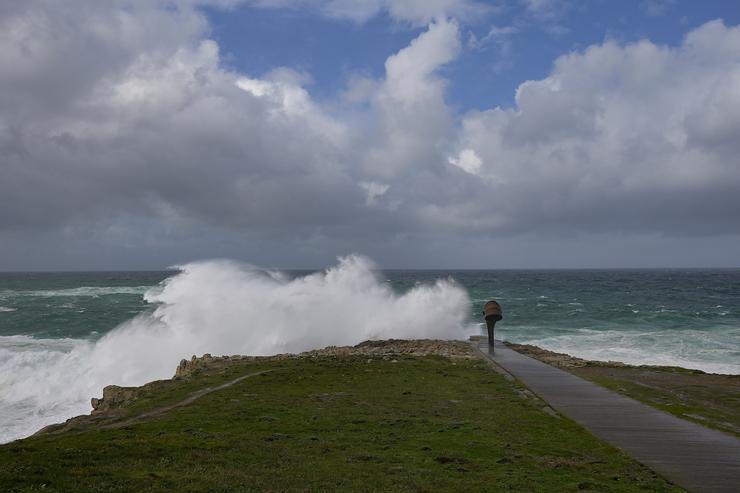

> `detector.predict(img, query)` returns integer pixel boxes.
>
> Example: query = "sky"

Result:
[1,0,740,270]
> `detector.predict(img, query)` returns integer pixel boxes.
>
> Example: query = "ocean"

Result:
[1,257,739,443]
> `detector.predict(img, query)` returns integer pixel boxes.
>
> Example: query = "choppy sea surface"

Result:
[1,261,739,442]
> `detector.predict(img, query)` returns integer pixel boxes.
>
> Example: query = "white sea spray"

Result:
[0,255,473,443]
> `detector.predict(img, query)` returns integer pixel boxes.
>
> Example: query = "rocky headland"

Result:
[37,339,476,436]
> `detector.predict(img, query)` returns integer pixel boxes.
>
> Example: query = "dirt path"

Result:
[101,369,277,430]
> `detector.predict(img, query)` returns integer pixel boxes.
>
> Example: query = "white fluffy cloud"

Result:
[448,149,482,174]
[358,18,460,179]
[1,1,740,268]
[451,19,740,234]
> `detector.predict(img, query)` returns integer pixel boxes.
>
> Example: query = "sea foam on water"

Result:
[0,255,472,443]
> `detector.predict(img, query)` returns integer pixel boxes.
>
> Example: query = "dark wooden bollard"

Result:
[482,300,503,347]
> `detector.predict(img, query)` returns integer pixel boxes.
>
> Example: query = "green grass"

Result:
[0,355,682,492]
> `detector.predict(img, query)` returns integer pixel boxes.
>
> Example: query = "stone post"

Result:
[482,300,503,348]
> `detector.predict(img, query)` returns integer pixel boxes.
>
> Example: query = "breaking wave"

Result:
[0,255,472,443]
[10,286,151,297]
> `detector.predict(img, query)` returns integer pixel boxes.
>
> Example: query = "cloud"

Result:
[0,0,354,235]
[1,1,740,268]
[359,181,390,205]
[469,24,519,50]
[519,0,571,35]
[244,0,489,25]
[467,23,520,71]
[448,149,482,174]
[452,20,740,234]
[521,0,567,20]
[343,17,461,186]
[640,0,676,17]
[0,2,465,250]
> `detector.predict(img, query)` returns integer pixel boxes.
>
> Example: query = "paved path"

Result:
[475,339,740,493]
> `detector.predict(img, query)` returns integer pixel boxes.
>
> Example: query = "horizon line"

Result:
[2,266,740,274]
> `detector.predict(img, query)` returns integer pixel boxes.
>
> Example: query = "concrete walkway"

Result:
[475,339,740,493]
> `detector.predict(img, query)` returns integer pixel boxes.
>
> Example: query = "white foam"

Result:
[0,255,473,443]
[14,286,151,298]
[0,306,16,312]
[500,327,740,375]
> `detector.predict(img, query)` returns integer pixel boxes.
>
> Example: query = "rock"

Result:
[90,385,139,414]
[175,359,188,378]
[179,340,473,374]
[297,339,475,360]
[505,343,627,369]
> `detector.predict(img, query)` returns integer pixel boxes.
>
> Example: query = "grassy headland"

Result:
[0,340,681,492]
[507,343,740,437]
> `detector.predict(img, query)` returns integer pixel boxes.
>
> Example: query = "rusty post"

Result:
[482,300,503,347]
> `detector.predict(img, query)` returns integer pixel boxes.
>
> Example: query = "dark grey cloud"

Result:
[1,2,740,269]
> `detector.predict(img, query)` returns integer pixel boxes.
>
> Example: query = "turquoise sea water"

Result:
[0,271,168,340]
[2,269,739,369]
[392,269,740,372]
[0,264,739,442]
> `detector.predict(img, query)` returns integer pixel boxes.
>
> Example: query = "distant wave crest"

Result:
[7,286,151,298]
